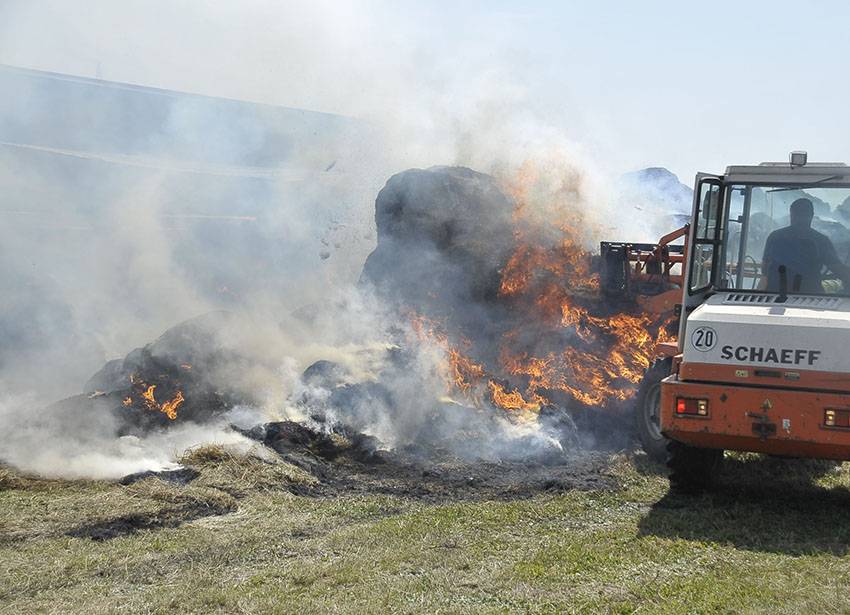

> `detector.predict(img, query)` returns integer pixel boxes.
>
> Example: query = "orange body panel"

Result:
[636,289,681,314]
[679,362,850,394]
[661,374,850,459]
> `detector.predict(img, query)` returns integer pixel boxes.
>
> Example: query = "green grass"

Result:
[4,449,850,614]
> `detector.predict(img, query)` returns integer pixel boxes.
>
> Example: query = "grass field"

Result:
[4,445,850,614]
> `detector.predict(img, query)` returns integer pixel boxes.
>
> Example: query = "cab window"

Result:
[689,181,722,292]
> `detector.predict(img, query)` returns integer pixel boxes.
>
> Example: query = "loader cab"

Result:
[678,156,850,347]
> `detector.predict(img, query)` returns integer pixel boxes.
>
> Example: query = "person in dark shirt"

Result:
[762,197,850,293]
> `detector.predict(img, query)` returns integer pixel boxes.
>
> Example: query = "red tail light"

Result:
[676,397,708,417]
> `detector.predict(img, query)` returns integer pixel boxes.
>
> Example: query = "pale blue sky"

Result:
[1,0,848,181]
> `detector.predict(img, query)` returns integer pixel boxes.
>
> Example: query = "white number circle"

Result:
[690,326,717,352]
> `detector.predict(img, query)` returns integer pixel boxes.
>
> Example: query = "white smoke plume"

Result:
[0,1,678,478]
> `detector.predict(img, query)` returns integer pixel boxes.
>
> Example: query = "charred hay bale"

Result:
[234,420,384,467]
[296,360,401,434]
[82,311,257,433]
[301,360,352,389]
[84,311,242,395]
[360,166,516,315]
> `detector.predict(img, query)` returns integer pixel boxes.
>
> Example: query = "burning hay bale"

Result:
[14,164,674,485]
[361,165,517,317]
[353,165,675,450]
[83,311,262,434]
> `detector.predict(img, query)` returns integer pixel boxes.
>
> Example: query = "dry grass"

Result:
[176,444,317,496]
[0,445,316,546]
[4,451,850,614]
[0,464,56,491]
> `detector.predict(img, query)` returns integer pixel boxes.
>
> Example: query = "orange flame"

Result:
[401,162,677,420]
[142,384,157,408]
[160,391,184,420]
[447,349,487,395]
[418,164,677,417]
[125,373,184,420]
[489,165,675,410]
[488,380,546,414]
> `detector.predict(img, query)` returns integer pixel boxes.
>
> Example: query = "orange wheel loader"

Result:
[621,152,850,492]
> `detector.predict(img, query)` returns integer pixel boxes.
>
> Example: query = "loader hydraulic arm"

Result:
[599,224,689,314]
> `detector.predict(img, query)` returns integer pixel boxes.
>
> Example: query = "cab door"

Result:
[678,174,724,349]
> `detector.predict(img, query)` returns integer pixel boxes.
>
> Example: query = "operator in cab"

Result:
[762,197,850,294]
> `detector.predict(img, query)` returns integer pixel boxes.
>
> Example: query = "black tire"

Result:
[634,357,673,462]
[667,440,723,494]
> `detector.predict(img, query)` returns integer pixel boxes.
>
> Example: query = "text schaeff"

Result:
[720,345,822,366]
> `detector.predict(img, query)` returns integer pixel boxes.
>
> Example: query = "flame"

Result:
[124,373,184,420]
[500,238,598,301]
[410,315,487,404]
[409,314,449,346]
[160,391,184,420]
[141,384,157,408]
[500,160,541,225]
[492,289,674,409]
[489,164,674,410]
[447,349,487,396]
[403,163,678,420]
[488,380,546,414]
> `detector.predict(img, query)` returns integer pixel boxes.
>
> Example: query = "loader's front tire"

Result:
[667,440,723,494]
[635,357,673,462]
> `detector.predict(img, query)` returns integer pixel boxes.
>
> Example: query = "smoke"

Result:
[615,167,693,241]
[0,391,265,479]
[0,2,680,478]
[275,283,573,462]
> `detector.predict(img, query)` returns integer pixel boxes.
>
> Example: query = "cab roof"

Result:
[722,162,850,184]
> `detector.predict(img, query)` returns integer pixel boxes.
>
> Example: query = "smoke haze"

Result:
[0,3,687,478]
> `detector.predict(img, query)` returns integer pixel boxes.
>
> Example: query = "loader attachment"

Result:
[599,225,688,314]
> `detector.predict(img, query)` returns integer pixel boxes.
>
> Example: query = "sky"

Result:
[2,0,849,182]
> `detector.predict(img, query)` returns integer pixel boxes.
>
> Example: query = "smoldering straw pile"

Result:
[0,163,675,481]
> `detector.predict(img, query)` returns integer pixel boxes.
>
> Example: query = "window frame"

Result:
[688,178,724,295]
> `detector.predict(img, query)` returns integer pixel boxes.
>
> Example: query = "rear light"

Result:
[825,409,850,428]
[676,397,708,417]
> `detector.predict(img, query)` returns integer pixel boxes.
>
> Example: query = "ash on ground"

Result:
[228,419,616,501]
